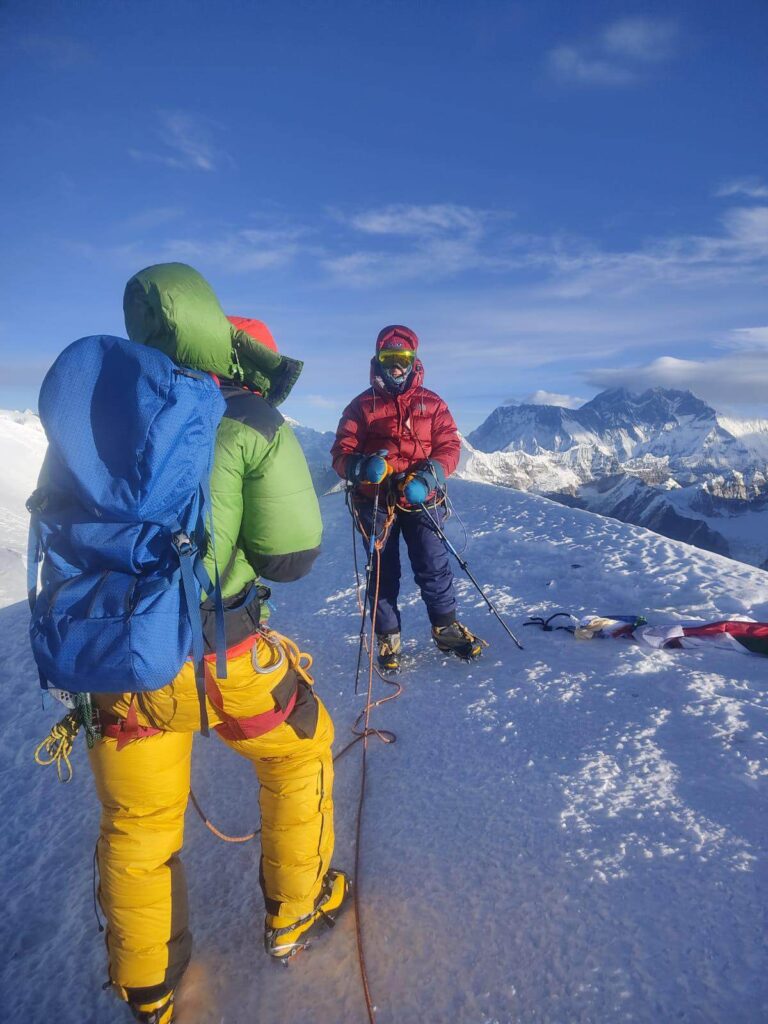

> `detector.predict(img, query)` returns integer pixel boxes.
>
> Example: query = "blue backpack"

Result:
[27,335,227,716]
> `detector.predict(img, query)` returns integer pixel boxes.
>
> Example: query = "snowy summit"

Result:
[1,411,767,1022]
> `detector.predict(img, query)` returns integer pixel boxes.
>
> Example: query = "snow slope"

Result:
[0,410,47,594]
[2,417,768,1023]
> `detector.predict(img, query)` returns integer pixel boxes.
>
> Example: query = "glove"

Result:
[401,460,446,504]
[348,451,392,485]
[403,475,429,505]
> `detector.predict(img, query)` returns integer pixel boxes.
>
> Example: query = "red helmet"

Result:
[227,315,278,353]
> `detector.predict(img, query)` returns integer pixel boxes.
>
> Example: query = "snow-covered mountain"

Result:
[467,387,768,472]
[284,415,338,493]
[460,389,768,568]
[2,409,768,1023]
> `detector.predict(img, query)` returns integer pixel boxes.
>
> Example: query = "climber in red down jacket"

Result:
[331,325,485,671]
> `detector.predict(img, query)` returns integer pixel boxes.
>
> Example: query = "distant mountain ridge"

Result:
[460,388,768,569]
[467,387,768,472]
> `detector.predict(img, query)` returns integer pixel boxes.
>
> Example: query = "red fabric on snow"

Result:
[681,621,768,639]
[681,620,768,654]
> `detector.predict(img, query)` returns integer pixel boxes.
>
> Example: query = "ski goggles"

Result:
[378,349,415,368]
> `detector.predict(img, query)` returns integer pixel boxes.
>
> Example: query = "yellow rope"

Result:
[34,711,81,783]
[261,627,315,687]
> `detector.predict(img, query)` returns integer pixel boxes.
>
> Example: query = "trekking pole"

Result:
[354,481,382,694]
[420,502,524,651]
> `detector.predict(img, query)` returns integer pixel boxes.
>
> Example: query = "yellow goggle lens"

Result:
[378,349,415,367]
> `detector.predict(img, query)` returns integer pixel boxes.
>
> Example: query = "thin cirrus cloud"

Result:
[324,202,507,284]
[716,178,768,200]
[725,326,768,349]
[70,225,307,276]
[526,204,768,301]
[347,203,490,237]
[546,16,678,86]
[72,193,768,310]
[20,34,95,70]
[129,111,221,172]
[324,197,768,294]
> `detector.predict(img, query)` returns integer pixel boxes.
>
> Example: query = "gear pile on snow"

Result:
[526,612,768,656]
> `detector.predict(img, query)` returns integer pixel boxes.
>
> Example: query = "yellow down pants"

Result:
[88,634,335,1002]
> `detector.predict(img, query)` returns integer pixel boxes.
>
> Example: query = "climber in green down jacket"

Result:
[91,264,346,1024]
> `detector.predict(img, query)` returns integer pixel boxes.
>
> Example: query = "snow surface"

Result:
[2,416,768,1023]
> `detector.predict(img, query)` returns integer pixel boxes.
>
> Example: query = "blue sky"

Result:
[1,0,767,432]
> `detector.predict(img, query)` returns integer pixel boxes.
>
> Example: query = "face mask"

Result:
[379,361,413,391]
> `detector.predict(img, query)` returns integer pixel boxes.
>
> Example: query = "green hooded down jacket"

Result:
[123,262,322,647]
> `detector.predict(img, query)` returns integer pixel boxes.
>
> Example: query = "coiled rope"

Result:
[33,710,80,783]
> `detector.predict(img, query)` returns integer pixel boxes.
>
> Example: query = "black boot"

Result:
[376,632,401,672]
[128,992,175,1023]
[431,621,486,661]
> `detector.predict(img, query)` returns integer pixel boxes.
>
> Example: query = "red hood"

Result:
[369,356,424,397]
[376,324,419,353]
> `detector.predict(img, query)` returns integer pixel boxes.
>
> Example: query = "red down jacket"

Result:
[331,357,461,498]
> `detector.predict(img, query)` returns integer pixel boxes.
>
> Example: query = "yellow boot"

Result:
[264,869,350,960]
[128,991,175,1024]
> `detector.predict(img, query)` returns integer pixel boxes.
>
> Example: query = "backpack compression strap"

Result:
[172,528,212,736]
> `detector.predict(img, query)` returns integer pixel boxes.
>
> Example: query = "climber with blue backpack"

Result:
[27,263,347,1024]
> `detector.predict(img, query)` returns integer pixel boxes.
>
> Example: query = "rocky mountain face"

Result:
[460,389,768,569]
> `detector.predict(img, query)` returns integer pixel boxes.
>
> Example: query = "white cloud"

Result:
[721,206,768,247]
[524,390,586,409]
[715,178,768,200]
[323,204,499,285]
[21,34,94,70]
[348,203,489,238]
[547,17,677,86]
[600,17,677,62]
[728,326,768,348]
[519,204,768,299]
[130,111,222,172]
[325,196,766,296]
[76,194,768,309]
[586,353,768,406]
[547,46,637,86]
[72,226,307,275]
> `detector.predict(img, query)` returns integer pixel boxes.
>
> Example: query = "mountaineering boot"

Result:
[431,621,487,661]
[376,632,401,672]
[128,991,175,1024]
[264,868,350,961]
